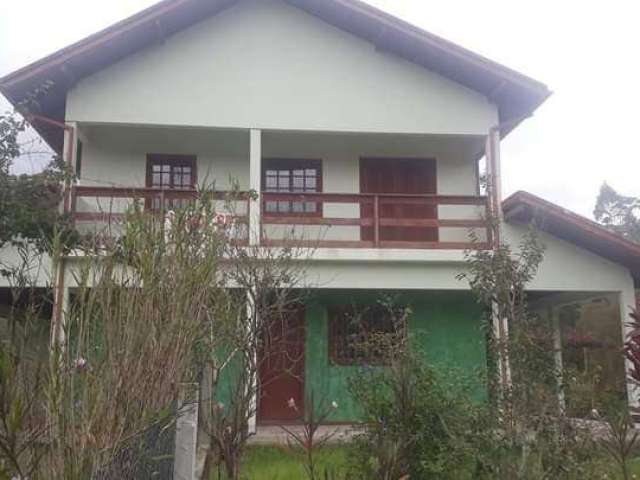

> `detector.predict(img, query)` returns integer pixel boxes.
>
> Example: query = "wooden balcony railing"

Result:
[71,186,250,223]
[70,186,490,250]
[261,192,490,249]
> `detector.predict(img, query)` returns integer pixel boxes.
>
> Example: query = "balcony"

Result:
[261,192,490,250]
[71,186,489,250]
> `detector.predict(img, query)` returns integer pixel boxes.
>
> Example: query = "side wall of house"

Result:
[65,0,498,135]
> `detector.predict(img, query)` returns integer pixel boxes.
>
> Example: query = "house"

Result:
[1,0,638,429]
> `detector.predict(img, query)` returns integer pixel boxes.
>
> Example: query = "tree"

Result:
[594,183,640,244]
[0,109,72,253]
[198,225,312,480]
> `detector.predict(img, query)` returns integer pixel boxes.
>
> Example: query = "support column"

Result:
[551,306,566,413]
[51,121,76,349]
[249,129,262,246]
[492,302,511,396]
[51,284,70,348]
[246,288,258,435]
[485,127,503,234]
[174,383,199,480]
[487,126,510,392]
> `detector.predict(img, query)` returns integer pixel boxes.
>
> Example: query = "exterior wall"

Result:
[79,126,250,191]
[298,223,638,292]
[304,290,486,422]
[65,0,498,135]
[0,245,52,288]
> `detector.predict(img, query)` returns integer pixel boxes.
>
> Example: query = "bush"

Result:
[348,344,484,479]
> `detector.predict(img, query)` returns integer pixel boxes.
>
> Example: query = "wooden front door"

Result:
[258,306,305,423]
[360,158,438,242]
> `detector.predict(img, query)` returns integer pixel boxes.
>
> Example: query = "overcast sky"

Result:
[1,0,638,218]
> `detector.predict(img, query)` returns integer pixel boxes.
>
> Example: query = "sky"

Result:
[1,0,639,218]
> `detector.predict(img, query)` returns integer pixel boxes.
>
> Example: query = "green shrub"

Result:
[348,345,484,479]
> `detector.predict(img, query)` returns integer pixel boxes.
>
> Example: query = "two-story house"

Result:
[1,0,639,427]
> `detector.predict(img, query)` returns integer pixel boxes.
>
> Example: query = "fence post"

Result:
[174,383,199,480]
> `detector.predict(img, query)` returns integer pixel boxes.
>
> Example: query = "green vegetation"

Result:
[211,446,640,480]
[210,446,349,480]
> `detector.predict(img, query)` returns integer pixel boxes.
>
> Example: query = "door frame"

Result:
[257,305,306,424]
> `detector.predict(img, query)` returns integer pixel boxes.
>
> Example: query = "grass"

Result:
[209,445,640,480]
[210,445,349,480]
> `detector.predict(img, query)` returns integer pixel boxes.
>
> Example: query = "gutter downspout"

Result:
[27,114,75,346]
[485,114,531,396]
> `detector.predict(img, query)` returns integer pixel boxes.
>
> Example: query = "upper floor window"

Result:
[328,303,406,366]
[146,154,197,210]
[147,154,197,190]
[262,158,322,215]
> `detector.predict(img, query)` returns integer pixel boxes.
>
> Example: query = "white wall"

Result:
[0,245,53,288]
[296,222,636,296]
[65,0,498,135]
[503,223,635,293]
[79,125,250,190]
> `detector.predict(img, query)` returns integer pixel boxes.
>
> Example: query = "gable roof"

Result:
[503,191,640,280]
[0,0,551,153]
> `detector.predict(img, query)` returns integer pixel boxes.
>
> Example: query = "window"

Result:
[328,304,405,365]
[146,154,197,210]
[262,159,322,215]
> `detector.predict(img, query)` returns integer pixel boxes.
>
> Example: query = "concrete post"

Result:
[551,305,566,413]
[246,288,258,435]
[174,383,199,480]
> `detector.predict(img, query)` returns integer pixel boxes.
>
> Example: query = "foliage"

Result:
[281,391,340,480]
[624,308,640,386]
[0,104,74,254]
[458,222,605,479]
[0,183,311,479]
[42,194,231,479]
[346,298,484,480]
[597,405,639,480]
[0,251,51,480]
[350,352,488,479]
[598,308,640,480]
[197,205,313,480]
[594,182,640,244]
[210,446,350,480]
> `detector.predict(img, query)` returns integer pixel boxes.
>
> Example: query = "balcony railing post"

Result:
[373,194,380,247]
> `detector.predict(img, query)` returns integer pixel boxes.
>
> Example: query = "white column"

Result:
[492,302,511,395]
[174,383,199,480]
[485,128,503,221]
[51,284,70,348]
[246,288,258,435]
[551,306,566,413]
[249,129,262,246]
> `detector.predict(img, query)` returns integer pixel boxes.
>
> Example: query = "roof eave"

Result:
[503,191,640,278]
